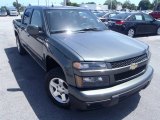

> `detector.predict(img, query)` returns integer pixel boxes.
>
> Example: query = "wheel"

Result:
[157,27,160,35]
[127,28,135,37]
[16,36,26,55]
[46,68,70,108]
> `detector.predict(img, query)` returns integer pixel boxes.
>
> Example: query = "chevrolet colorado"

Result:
[13,6,153,110]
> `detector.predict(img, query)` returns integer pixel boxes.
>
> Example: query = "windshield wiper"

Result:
[77,28,101,32]
[50,28,102,34]
[50,30,67,34]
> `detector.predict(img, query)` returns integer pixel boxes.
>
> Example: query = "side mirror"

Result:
[27,25,41,36]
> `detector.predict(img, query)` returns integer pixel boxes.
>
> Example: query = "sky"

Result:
[0,0,154,7]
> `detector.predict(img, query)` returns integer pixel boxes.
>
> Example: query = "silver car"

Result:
[0,10,7,16]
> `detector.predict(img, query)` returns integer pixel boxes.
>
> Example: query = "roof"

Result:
[26,6,87,10]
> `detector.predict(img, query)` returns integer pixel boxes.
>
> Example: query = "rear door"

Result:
[131,14,147,35]
[20,8,33,47]
[143,13,157,34]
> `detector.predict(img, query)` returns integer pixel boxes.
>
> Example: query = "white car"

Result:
[8,9,18,16]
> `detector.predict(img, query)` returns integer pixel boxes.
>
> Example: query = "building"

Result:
[80,4,108,11]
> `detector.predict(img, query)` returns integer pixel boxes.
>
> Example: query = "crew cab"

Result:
[13,6,153,110]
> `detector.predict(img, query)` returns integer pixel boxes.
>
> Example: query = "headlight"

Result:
[75,75,109,88]
[73,62,107,70]
[146,47,151,59]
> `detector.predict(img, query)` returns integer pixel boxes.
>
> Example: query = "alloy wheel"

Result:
[49,78,69,104]
[157,27,160,35]
[128,29,135,37]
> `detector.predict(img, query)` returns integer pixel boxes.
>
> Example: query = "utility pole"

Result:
[64,0,67,6]
[38,0,39,5]
[111,0,112,10]
[48,0,50,6]
[45,0,47,6]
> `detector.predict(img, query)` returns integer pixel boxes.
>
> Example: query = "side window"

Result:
[134,14,143,21]
[30,10,42,28]
[143,14,154,21]
[109,13,116,18]
[22,9,32,25]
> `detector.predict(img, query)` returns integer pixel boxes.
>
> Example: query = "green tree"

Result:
[66,2,79,7]
[138,0,151,10]
[13,1,22,13]
[130,4,137,10]
[122,0,136,10]
[13,1,25,12]
[153,0,160,10]
[1,6,7,11]
[104,0,117,9]
[86,2,96,4]
[122,0,131,9]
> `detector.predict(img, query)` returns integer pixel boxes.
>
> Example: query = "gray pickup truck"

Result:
[13,6,153,110]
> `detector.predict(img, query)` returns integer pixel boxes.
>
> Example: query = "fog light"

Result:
[75,75,109,88]
[83,77,103,82]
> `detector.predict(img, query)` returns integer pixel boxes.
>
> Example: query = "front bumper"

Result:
[69,66,153,110]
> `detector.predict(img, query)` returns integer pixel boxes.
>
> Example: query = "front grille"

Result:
[111,54,148,68]
[115,65,146,81]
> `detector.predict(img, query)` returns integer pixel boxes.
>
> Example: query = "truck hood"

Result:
[51,30,148,62]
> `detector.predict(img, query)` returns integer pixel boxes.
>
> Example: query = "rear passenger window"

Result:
[23,9,32,25]
[143,14,154,21]
[30,10,42,28]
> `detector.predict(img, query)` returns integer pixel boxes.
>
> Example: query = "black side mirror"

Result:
[27,25,41,36]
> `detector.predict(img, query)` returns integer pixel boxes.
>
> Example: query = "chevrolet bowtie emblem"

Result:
[130,63,138,70]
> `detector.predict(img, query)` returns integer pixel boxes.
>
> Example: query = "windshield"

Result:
[45,9,107,33]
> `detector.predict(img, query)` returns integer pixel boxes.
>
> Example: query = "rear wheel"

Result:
[157,27,160,35]
[16,36,26,55]
[127,28,135,37]
[46,68,70,108]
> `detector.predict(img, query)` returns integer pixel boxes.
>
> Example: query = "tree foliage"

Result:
[123,0,136,10]
[104,0,117,9]
[86,2,96,4]
[153,0,160,10]
[138,0,152,10]
[0,6,7,11]
[13,1,25,12]
[66,2,79,7]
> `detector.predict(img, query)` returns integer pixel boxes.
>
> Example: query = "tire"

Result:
[46,68,70,108]
[157,27,160,35]
[16,36,26,55]
[127,28,135,37]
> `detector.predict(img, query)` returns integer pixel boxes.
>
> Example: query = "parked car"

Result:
[149,11,160,19]
[7,8,18,16]
[13,6,153,110]
[92,11,107,22]
[102,12,119,23]
[0,9,7,16]
[108,12,160,37]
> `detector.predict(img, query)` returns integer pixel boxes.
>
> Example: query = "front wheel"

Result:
[127,28,135,37]
[16,36,26,55]
[46,68,70,108]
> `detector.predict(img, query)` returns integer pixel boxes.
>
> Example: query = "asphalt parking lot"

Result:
[0,16,160,120]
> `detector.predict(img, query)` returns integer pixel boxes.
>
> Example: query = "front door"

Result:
[27,9,44,61]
